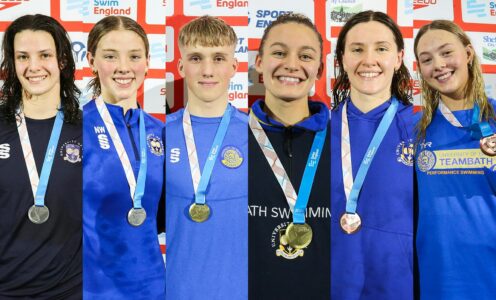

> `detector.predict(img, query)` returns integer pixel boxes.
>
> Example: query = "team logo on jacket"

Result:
[417,149,436,172]
[147,134,164,156]
[60,140,82,163]
[220,146,243,168]
[272,222,305,260]
[396,139,414,166]
[0,143,10,159]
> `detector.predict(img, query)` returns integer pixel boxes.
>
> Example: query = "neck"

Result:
[349,89,391,113]
[22,92,60,119]
[264,94,310,126]
[103,97,138,115]
[186,95,228,118]
[440,94,471,111]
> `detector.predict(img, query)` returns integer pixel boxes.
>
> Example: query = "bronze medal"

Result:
[189,203,210,223]
[480,134,496,157]
[127,208,147,227]
[285,223,313,249]
[340,212,361,234]
[28,205,50,224]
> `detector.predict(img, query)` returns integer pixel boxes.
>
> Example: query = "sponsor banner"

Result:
[413,0,453,21]
[233,26,248,62]
[61,0,90,21]
[326,52,334,100]
[75,77,95,107]
[146,0,167,25]
[467,31,496,66]
[484,73,496,99]
[462,0,496,24]
[404,38,415,74]
[397,0,414,27]
[149,34,167,69]
[144,78,166,114]
[228,72,248,109]
[86,0,137,23]
[166,26,174,63]
[165,0,174,16]
[248,0,314,39]
[183,0,248,16]
[69,32,90,70]
[166,72,175,109]
[0,0,50,21]
[412,73,421,107]
[247,50,264,96]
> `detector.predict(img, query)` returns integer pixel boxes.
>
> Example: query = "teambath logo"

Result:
[220,146,243,168]
[329,0,361,23]
[93,0,131,16]
[483,35,496,62]
[60,140,82,164]
[417,149,436,172]
[272,222,305,260]
[0,0,29,11]
[396,139,414,167]
[147,134,164,157]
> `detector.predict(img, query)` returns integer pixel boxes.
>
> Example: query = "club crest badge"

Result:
[60,140,82,163]
[396,139,414,166]
[220,146,243,168]
[273,222,305,260]
[417,149,436,172]
[147,134,164,156]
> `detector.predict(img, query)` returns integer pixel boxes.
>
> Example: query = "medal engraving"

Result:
[285,223,313,249]
[480,134,496,157]
[127,208,147,227]
[340,212,361,234]
[189,203,210,223]
[28,205,49,224]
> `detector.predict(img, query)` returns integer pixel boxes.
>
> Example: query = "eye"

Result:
[377,46,388,52]
[420,57,432,64]
[41,53,53,59]
[189,55,201,63]
[441,51,452,57]
[300,54,313,61]
[104,54,116,60]
[130,54,142,60]
[16,54,28,61]
[214,56,226,62]
[272,50,285,58]
[350,47,362,53]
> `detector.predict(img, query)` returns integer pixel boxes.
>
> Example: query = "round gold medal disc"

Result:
[285,223,313,249]
[340,212,361,234]
[189,203,210,223]
[480,134,496,157]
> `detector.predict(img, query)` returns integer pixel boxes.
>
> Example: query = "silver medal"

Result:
[127,208,147,227]
[28,205,50,224]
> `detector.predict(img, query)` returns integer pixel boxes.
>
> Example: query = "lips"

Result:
[435,71,453,82]
[198,81,218,87]
[27,75,47,82]
[358,71,381,79]
[114,78,133,85]
[277,76,302,85]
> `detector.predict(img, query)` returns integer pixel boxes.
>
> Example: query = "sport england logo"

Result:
[72,41,87,64]
[60,140,82,163]
[147,134,164,156]
[220,146,243,168]
[0,143,10,159]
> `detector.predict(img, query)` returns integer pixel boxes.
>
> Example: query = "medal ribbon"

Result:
[249,111,327,224]
[183,104,232,204]
[17,109,64,206]
[438,100,495,139]
[341,98,399,214]
[95,97,147,209]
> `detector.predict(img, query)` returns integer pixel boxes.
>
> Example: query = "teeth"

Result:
[437,72,451,80]
[115,78,132,84]
[359,72,380,78]
[278,76,300,83]
[28,75,47,82]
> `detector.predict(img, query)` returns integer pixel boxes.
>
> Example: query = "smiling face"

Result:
[342,21,403,102]
[87,29,149,103]
[14,30,61,100]
[416,29,473,101]
[255,22,323,103]
[178,44,238,104]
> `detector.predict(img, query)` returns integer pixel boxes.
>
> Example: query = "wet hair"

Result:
[414,19,495,139]
[87,16,150,97]
[332,10,412,109]
[0,14,80,123]
[178,15,237,48]
[258,12,323,61]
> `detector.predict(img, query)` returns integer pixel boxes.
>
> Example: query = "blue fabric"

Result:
[83,100,165,300]
[165,105,248,300]
[331,98,414,299]
[416,99,496,299]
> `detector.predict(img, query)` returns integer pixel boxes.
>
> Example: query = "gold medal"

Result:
[285,223,313,249]
[340,212,361,234]
[189,203,210,223]
[480,134,496,157]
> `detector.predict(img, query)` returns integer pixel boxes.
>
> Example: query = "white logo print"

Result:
[94,126,110,150]
[170,148,180,163]
[0,143,10,159]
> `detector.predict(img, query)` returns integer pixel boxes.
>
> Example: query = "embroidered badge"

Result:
[220,146,243,168]
[273,222,305,260]
[60,140,82,163]
[417,150,436,172]
[147,134,164,156]
[396,139,414,166]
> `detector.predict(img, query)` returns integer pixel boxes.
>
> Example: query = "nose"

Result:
[433,56,446,70]
[27,57,42,72]
[201,60,214,77]
[284,53,299,72]
[116,57,130,74]
[362,49,378,67]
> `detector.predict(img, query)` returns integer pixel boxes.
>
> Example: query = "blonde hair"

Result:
[414,20,495,139]
[178,15,237,48]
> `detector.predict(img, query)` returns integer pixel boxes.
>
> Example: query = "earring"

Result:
[92,69,98,75]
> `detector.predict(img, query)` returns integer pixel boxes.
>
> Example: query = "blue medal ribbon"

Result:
[35,110,64,206]
[345,98,399,214]
[293,126,327,224]
[470,103,495,140]
[195,105,232,205]
[133,110,147,209]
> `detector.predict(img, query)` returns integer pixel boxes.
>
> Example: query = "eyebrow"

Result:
[269,42,317,53]
[348,41,392,46]
[101,48,144,52]
[187,52,229,57]
[15,49,54,54]
[418,43,453,57]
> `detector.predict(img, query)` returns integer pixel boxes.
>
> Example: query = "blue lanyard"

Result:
[35,110,64,206]
[293,126,327,224]
[470,103,495,140]
[345,98,398,214]
[133,110,147,209]
[195,105,232,204]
